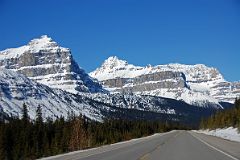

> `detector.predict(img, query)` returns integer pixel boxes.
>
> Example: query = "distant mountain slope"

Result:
[90,56,240,104]
[0,35,103,94]
[0,69,227,124]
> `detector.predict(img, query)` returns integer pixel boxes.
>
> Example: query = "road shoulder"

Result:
[189,131,240,160]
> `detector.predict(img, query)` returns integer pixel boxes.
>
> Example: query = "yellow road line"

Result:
[139,153,150,160]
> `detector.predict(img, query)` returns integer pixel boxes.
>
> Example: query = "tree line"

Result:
[0,103,189,160]
[200,98,240,131]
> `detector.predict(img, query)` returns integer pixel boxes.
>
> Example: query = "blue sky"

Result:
[0,0,239,81]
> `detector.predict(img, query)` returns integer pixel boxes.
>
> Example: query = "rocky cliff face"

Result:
[90,56,240,104]
[102,71,187,93]
[0,35,103,94]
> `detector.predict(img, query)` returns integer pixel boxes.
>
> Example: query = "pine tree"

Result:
[18,103,32,159]
[22,103,29,126]
[36,105,43,125]
[35,105,44,157]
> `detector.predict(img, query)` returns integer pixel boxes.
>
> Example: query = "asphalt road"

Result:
[41,130,240,160]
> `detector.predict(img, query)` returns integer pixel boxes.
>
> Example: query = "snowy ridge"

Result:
[137,88,220,107]
[81,92,177,114]
[90,56,240,104]
[90,56,224,82]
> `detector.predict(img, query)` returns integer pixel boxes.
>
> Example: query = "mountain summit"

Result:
[101,56,129,69]
[0,35,103,94]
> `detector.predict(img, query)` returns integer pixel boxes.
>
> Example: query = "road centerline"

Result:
[137,130,180,160]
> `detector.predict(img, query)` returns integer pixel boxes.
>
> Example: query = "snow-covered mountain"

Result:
[0,36,234,123]
[0,35,103,94]
[90,56,240,105]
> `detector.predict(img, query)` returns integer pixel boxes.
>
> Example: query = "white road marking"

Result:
[189,132,239,160]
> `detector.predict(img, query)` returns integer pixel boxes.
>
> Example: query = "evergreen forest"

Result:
[0,103,188,160]
[200,99,240,131]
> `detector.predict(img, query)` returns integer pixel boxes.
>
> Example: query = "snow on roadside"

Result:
[195,127,240,142]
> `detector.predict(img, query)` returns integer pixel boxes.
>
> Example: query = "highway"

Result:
[41,130,240,160]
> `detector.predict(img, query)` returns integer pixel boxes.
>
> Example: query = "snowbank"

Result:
[196,127,240,142]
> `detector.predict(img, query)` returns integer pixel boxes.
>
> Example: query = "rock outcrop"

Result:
[102,71,187,93]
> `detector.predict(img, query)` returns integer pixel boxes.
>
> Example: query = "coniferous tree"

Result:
[22,103,29,126]
[36,105,43,125]
[18,103,32,159]
[35,105,44,157]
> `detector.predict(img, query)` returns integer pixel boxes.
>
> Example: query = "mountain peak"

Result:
[27,35,61,50]
[29,35,53,44]
[107,56,118,60]
[101,56,128,69]
[0,35,69,60]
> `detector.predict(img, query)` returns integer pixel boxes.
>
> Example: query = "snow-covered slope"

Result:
[0,68,106,121]
[0,68,220,123]
[90,56,240,104]
[0,35,103,94]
